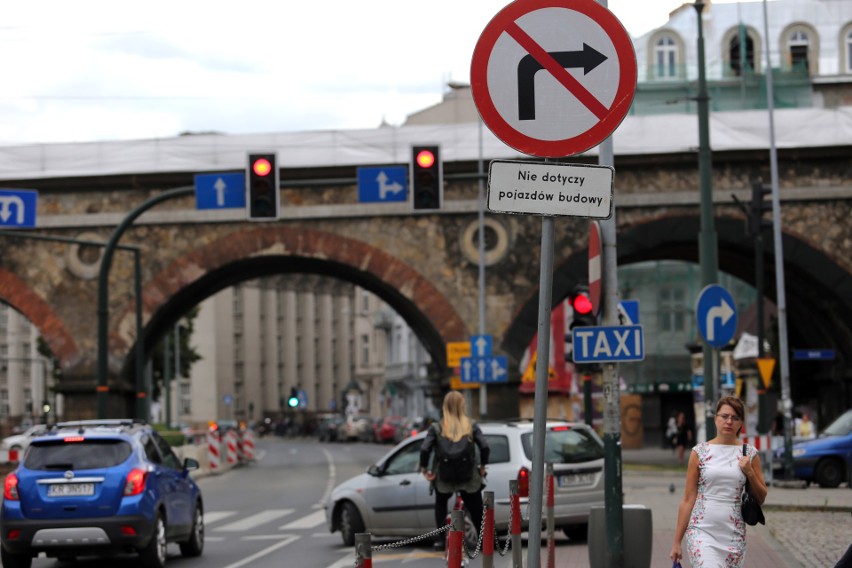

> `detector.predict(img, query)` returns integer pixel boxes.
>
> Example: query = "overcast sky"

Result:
[0,1,733,146]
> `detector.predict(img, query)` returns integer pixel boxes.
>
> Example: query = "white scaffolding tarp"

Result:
[0,107,850,181]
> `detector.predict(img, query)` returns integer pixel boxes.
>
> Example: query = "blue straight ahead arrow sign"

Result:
[460,355,508,383]
[194,172,247,210]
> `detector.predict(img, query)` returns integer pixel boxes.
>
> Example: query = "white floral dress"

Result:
[686,442,757,567]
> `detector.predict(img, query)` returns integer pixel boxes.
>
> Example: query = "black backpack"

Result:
[434,424,475,484]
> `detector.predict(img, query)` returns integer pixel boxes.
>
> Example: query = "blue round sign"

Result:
[696,285,738,349]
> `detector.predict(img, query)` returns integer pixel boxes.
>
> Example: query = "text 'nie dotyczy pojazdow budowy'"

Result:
[487,161,614,219]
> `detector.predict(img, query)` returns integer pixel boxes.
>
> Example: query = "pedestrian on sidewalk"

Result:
[670,396,769,567]
[665,412,678,452]
[419,391,490,551]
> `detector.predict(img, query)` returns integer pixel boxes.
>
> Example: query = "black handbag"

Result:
[741,444,765,526]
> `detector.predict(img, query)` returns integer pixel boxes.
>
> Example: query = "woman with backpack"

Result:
[419,391,490,551]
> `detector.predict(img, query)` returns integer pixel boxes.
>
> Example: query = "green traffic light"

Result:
[287,396,299,408]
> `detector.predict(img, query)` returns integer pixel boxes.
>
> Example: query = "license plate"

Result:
[47,483,95,497]
[557,473,594,488]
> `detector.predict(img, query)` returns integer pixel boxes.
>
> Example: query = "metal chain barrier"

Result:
[494,508,513,557]
[372,524,450,552]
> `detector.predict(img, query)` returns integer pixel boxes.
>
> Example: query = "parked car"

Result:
[339,416,371,442]
[317,415,345,442]
[325,419,605,546]
[773,408,852,488]
[1,419,204,568]
[373,417,404,444]
[1,425,48,457]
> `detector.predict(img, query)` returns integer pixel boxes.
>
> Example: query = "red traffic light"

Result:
[252,158,272,177]
[572,292,593,315]
[415,149,435,169]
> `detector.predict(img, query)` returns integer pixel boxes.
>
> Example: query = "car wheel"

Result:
[139,512,168,568]
[562,523,588,542]
[339,502,365,547]
[0,546,32,568]
[179,502,204,557]
[815,458,845,488]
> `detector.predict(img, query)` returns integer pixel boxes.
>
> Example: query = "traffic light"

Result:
[569,285,597,364]
[410,145,442,210]
[287,388,299,408]
[246,152,279,220]
[749,181,772,236]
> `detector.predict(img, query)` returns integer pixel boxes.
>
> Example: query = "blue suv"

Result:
[1,420,204,568]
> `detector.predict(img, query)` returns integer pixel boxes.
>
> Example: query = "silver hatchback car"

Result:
[325,419,605,546]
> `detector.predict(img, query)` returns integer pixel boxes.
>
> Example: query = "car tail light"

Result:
[4,472,19,501]
[124,468,148,496]
[551,425,571,432]
[7,529,21,540]
[120,525,137,536]
[518,467,530,498]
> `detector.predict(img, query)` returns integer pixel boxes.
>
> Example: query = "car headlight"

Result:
[792,448,806,457]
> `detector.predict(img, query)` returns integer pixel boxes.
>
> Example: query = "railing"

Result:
[354,466,562,568]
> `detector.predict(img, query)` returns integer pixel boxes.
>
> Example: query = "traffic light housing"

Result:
[569,285,598,364]
[410,145,442,210]
[749,181,772,236]
[246,152,280,220]
[287,388,299,408]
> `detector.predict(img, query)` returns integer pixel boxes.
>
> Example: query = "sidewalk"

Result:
[497,447,851,568]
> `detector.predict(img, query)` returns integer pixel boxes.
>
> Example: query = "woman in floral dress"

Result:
[670,397,768,567]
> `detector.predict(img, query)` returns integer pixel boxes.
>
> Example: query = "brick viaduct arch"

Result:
[115,227,467,382]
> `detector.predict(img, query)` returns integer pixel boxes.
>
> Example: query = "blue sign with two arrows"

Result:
[358,166,407,203]
[0,189,37,228]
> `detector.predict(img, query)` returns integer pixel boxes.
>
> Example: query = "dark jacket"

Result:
[419,422,490,493]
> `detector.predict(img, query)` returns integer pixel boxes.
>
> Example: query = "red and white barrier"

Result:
[742,435,771,450]
[225,430,239,466]
[241,430,255,461]
[207,430,221,473]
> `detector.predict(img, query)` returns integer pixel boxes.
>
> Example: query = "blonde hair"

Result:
[440,391,472,442]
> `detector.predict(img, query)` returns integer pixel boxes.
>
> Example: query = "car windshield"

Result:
[521,427,604,463]
[24,439,133,470]
[821,410,852,437]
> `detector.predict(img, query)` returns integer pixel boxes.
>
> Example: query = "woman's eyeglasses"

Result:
[716,413,741,423]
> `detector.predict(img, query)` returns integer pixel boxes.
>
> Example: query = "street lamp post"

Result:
[694,0,720,440]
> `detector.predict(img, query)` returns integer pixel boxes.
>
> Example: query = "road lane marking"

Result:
[214,509,293,531]
[204,511,237,525]
[279,509,326,530]
[319,446,335,507]
[220,534,300,568]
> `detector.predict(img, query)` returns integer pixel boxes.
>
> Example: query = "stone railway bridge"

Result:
[0,143,850,417]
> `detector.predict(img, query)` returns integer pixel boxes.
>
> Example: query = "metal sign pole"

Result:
[526,215,555,568]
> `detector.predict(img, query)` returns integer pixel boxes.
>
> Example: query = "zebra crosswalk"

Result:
[204,508,329,541]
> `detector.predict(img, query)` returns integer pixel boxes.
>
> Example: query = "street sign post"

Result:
[696,284,738,349]
[588,221,602,315]
[0,189,37,228]
[460,355,509,383]
[194,173,247,210]
[487,160,613,217]
[470,0,637,158]
[357,166,408,203]
[572,325,644,363]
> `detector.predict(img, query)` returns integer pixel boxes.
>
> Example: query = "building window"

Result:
[655,36,678,78]
[729,32,755,76]
[361,333,370,366]
[846,29,852,73]
[0,390,8,418]
[178,382,191,415]
[659,287,687,332]
[788,30,809,72]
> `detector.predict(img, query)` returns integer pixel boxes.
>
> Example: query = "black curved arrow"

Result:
[517,44,608,121]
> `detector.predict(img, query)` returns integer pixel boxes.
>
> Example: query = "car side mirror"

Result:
[183,457,199,471]
[367,464,382,477]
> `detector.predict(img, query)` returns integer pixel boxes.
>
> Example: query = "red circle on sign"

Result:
[471,0,637,158]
